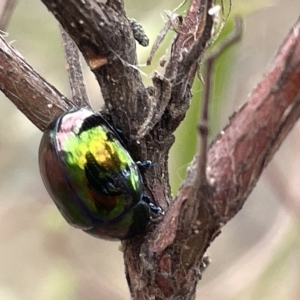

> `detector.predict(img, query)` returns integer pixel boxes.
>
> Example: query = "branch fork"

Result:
[0,0,299,299]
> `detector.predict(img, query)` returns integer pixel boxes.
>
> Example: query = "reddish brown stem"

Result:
[208,16,300,222]
[0,36,73,131]
[0,0,299,299]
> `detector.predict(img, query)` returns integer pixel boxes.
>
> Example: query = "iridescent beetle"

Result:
[39,108,162,239]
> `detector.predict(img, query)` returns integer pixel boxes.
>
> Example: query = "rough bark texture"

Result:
[0,0,299,299]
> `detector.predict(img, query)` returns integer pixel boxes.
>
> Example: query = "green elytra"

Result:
[39,108,161,239]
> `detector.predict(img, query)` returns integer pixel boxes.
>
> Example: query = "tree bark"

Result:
[0,0,299,299]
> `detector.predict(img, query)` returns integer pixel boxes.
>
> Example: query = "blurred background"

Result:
[0,0,300,299]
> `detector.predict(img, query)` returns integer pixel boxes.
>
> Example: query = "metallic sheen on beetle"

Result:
[39,108,156,239]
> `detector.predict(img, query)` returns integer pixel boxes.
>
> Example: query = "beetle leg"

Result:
[142,194,164,215]
[136,160,155,169]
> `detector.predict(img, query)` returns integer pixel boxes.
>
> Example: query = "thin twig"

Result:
[146,0,188,66]
[205,16,243,62]
[197,16,243,185]
[0,0,18,31]
[59,25,90,108]
[146,15,172,65]
[173,0,188,13]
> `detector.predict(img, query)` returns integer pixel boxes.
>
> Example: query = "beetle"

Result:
[39,107,162,240]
